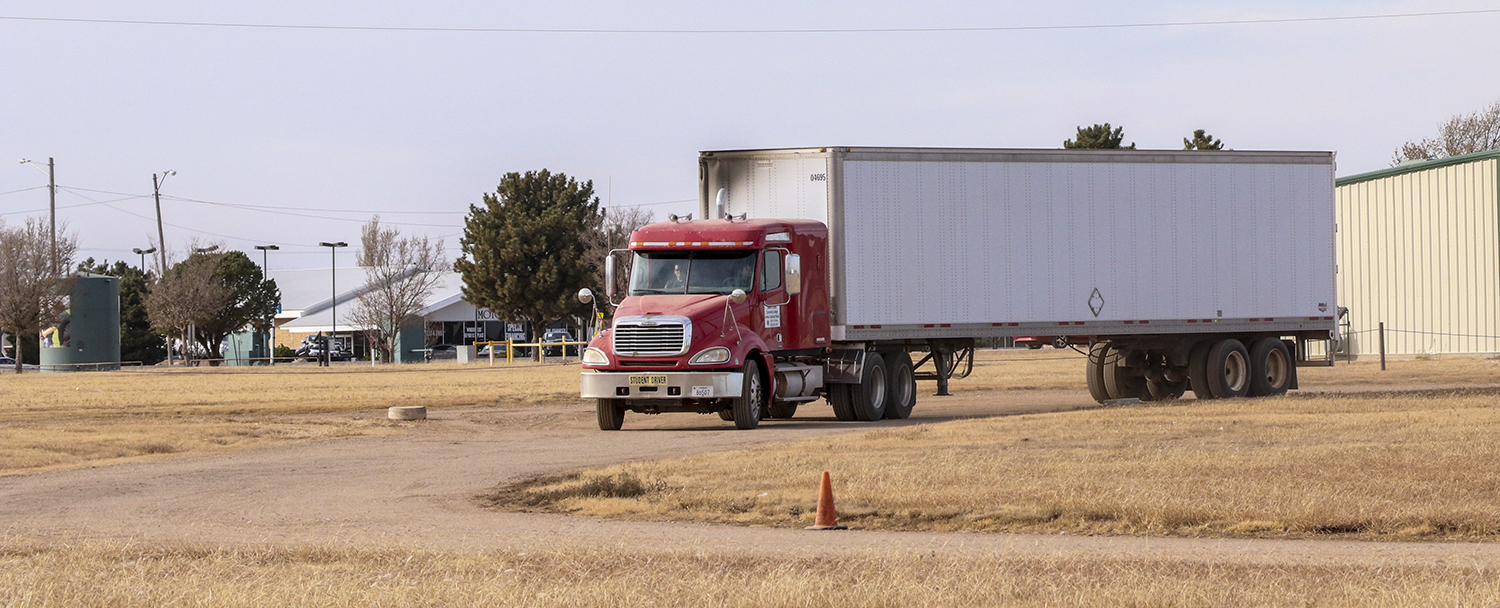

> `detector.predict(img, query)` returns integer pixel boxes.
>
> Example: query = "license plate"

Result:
[629,375,668,386]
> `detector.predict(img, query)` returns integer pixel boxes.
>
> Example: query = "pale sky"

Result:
[2,1,1497,269]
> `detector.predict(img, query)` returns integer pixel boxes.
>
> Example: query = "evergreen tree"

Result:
[1064,123,1136,149]
[77,258,166,365]
[1183,129,1224,150]
[454,170,603,355]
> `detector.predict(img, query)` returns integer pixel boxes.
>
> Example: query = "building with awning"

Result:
[269,268,509,360]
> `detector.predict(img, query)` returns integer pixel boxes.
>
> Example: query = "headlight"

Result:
[582,347,610,365]
[689,346,731,365]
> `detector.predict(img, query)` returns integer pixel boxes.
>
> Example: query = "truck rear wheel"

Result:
[596,399,625,431]
[731,359,765,430]
[850,352,888,421]
[1205,339,1250,399]
[1247,338,1292,397]
[767,401,798,419]
[1086,343,1111,404]
[829,385,857,421]
[882,351,916,419]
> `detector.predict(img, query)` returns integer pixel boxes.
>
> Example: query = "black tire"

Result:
[1103,346,1147,401]
[829,384,857,421]
[1205,339,1250,399]
[596,399,625,431]
[850,352,888,421]
[1026,342,1043,350]
[1145,376,1188,400]
[1086,343,1111,404]
[1247,337,1292,397]
[731,359,765,429]
[767,401,798,419]
[1188,340,1215,400]
[718,409,734,421]
[882,351,916,419]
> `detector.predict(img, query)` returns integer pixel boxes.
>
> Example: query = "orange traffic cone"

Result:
[806,471,848,530]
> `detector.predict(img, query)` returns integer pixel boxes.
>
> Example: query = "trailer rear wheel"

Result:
[1205,339,1250,399]
[596,399,625,431]
[731,359,766,429]
[1188,340,1216,400]
[718,409,734,421]
[882,351,916,419]
[1086,343,1111,404]
[1248,338,1292,397]
[1103,346,1147,400]
[850,352,888,421]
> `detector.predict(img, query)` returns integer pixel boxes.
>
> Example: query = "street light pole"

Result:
[131,247,157,274]
[319,241,347,367]
[255,245,280,366]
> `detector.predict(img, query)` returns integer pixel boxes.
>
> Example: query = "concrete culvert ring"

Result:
[388,406,427,421]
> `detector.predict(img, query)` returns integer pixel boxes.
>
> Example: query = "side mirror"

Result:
[730,288,746,304]
[784,253,802,296]
[716,188,728,219]
[605,256,617,298]
[578,288,594,304]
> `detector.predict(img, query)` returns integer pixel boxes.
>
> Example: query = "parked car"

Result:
[0,356,13,365]
[429,344,457,359]
[542,329,577,356]
[295,335,352,362]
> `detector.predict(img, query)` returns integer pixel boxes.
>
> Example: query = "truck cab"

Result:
[581,218,830,430]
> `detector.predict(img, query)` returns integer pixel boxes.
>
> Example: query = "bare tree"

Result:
[585,206,655,307]
[144,250,231,364]
[0,218,79,373]
[348,216,446,363]
[1393,99,1500,165]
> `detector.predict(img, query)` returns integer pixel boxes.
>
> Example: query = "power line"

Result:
[1,9,1497,34]
[64,186,464,215]
[0,185,46,197]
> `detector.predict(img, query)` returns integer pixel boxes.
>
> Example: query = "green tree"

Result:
[1064,123,1136,149]
[1183,129,1224,150]
[455,170,603,357]
[77,258,166,365]
[193,250,280,365]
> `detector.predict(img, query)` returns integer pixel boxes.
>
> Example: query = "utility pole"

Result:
[47,158,55,273]
[152,170,175,271]
[255,245,280,365]
[18,158,58,273]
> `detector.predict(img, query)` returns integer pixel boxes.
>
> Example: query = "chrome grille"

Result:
[612,316,691,357]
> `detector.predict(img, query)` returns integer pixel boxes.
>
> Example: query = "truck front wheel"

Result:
[731,359,766,430]
[596,399,625,431]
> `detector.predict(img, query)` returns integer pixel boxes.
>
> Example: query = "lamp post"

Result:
[18,158,56,273]
[319,241,347,367]
[131,247,157,274]
[254,245,280,365]
[152,170,176,271]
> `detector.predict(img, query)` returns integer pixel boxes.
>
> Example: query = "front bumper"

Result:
[581,371,743,400]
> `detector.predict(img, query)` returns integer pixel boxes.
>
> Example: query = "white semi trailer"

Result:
[693,146,1339,403]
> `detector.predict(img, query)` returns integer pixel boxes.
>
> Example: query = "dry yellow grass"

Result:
[0,362,582,475]
[1,538,1496,607]
[491,351,1500,541]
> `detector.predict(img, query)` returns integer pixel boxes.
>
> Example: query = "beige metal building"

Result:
[1335,149,1500,357]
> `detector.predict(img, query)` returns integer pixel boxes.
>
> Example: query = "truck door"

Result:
[758,248,794,351]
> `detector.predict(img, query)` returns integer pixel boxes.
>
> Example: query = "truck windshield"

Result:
[629,250,757,296]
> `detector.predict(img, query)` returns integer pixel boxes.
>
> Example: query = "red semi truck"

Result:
[580,147,1339,430]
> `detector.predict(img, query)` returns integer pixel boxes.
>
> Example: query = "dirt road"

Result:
[4,389,1499,568]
